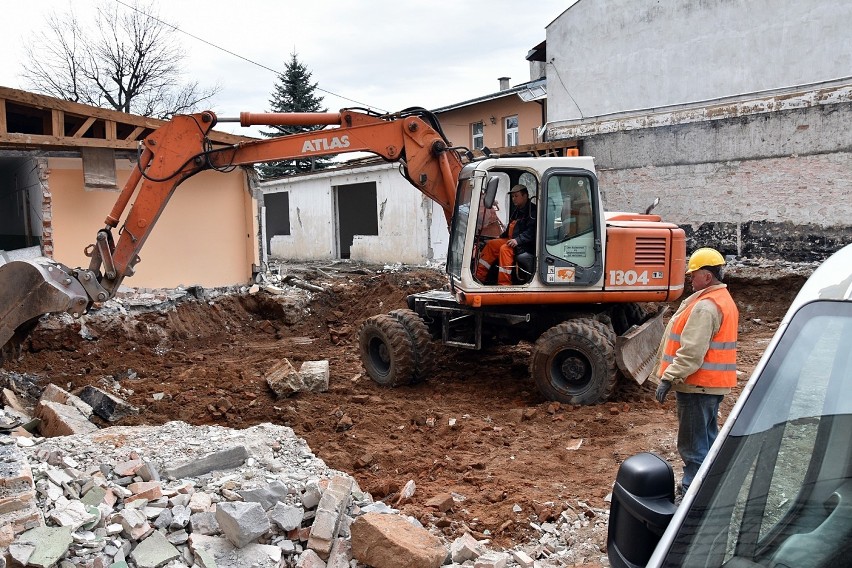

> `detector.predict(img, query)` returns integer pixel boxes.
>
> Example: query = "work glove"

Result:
[655,380,672,403]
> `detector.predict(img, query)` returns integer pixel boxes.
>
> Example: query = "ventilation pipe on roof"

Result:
[498,77,510,91]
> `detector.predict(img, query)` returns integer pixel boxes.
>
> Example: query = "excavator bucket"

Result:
[0,258,89,358]
[615,307,669,385]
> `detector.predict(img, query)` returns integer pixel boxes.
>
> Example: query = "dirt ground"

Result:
[3,262,805,550]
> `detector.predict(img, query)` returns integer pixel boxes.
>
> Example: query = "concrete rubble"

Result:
[0,401,611,568]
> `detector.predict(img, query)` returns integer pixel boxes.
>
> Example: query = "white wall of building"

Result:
[264,162,449,264]
[547,0,852,121]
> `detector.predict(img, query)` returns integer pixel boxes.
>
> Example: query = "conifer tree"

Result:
[259,52,333,179]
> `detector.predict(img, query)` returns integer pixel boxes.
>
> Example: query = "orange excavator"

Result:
[0,107,685,404]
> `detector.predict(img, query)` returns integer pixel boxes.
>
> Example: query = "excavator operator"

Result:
[475,184,536,285]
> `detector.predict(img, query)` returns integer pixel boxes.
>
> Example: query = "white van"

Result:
[608,243,852,568]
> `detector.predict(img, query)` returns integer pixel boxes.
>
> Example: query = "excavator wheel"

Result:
[388,309,434,384]
[358,314,414,387]
[530,319,618,405]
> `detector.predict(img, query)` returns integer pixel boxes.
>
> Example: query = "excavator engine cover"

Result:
[0,258,89,357]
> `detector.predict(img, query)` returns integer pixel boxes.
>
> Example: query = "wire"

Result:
[112,0,387,112]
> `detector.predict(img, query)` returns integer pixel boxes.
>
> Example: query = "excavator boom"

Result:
[0,108,464,356]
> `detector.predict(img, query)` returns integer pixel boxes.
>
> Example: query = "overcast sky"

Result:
[0,0,571,135]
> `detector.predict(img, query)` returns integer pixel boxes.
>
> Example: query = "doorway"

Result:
[0,157,41,253]
[335,182,378,259]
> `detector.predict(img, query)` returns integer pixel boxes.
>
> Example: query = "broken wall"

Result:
[584,100,852,260]
[47,158,258,288]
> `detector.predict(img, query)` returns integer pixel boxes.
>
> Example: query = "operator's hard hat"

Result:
[686,247,725,274]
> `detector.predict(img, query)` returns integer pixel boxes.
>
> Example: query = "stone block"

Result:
[216,501,271,548]
[239,480,290,510]
[296,549,327,568]
[128,481,163,501]
[424,492,454,513]
[39,384,92,417]
[351,512,446,568]
[307,476,353,558]
[35,400,98,437]
[269,502,303,531]
[450,532,485,563]
[265,358,303,397]
[474,551,510,568]
[299,360,329,393]
[189,533,282,568]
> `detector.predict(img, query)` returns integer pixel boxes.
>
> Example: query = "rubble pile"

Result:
[1,385,611,568]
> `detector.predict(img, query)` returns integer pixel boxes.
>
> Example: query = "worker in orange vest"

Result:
[653,247,739,494]
[475,185,536,285]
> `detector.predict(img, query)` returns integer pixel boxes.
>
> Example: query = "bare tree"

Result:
[22,1,218,118]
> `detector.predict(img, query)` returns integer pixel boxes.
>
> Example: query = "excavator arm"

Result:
[0,108,464,353]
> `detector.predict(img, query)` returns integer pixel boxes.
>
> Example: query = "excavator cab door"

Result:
[539,169,604,287]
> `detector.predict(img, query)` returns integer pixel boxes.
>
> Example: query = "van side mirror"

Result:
[483,177,499,209]
[608,453,677,568]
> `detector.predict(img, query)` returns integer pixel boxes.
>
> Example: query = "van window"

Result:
[663,300,852,567]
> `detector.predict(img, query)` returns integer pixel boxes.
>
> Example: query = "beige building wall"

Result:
[47,158,258,289]
[437,98,544,151]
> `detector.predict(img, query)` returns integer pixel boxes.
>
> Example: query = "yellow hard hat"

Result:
[686,247,725,274]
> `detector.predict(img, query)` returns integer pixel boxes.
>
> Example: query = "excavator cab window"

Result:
[540,170,603,286]
[446,174,479,281]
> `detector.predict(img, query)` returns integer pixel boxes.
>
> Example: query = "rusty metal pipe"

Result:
[234,112,343,127]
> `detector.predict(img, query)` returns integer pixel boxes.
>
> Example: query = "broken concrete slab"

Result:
[130,530,181,568]
[77,385,138,422]
[9,526,72,568]
[163,445,248,479]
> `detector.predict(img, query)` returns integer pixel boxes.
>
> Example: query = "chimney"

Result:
[498,77,511,91]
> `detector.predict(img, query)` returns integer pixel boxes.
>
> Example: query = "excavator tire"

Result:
[388,309,434,384]
[530,319,618,405]
[358,314,414,387]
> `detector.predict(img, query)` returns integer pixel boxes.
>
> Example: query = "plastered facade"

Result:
[544,0,852,260]
[546,0,852,121]
[264,163,449,265]
[46,158,259,288]
[436,97,544,151]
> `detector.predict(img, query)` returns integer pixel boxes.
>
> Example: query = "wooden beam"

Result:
[0,132,139,150]
[73,116,96,138]
[105,120,117,140]
[125,126,145,141]
[0,98,6,135]
[0,85,255,145]
[52,109,65,137]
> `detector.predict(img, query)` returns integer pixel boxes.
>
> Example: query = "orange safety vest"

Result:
[660,287,739,388]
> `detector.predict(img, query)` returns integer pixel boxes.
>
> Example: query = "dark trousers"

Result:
[676,391,723,491]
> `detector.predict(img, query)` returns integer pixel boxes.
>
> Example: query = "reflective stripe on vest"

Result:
[660,287,739,387]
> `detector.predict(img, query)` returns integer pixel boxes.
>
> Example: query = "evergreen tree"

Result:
[259,52,334,179]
